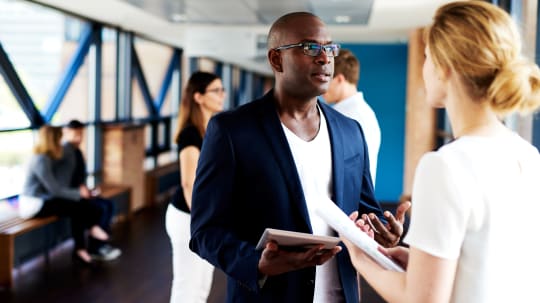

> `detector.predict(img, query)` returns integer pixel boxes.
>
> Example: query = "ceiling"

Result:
[30,0,455,74]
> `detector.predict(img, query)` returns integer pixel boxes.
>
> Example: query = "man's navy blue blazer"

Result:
[190,90,384,303]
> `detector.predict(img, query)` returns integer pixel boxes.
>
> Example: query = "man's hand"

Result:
[258,241,341,276]
[364,201,411,248]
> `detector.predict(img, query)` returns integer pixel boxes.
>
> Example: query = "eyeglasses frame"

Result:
[273,42,340,57]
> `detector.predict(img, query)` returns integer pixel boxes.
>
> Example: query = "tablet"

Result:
[255,228,340,251]
[314,198,405,272]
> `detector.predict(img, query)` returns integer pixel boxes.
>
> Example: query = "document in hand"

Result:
[255,228,340,251]
[314,198,405,272]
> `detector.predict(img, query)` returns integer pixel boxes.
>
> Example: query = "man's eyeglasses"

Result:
[206,87,226,94]
[273,42,340,57]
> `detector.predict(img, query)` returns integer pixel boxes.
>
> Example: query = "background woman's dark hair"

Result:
[174,71,220,142]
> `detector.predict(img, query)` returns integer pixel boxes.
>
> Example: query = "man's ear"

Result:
[334,73,346,83]
[268,49,283,73]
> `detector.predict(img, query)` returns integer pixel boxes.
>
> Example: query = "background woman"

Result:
[342,2,540,302]
[21,125,111,264]
[165,71,225,303]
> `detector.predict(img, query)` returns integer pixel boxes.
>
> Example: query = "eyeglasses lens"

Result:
[303,43,339,57]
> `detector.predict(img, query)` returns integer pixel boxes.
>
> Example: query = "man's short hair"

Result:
[66,119,84,129]
[333,49,360,85]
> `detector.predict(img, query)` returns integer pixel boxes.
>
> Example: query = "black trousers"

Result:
[35,198,103,250]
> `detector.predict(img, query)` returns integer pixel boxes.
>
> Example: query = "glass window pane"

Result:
[0,129,34,198]
[132,79,150,119]
[133,37,173,118]
[0,0,73,110]
[160,88,174,116]
[0,77,30,130]
[54,50,89,124]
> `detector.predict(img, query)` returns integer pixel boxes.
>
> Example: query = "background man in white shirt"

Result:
[323,49,381,186]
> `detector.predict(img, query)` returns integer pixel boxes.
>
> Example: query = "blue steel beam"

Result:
[131,46,158,117]
[43,24,95,123]
[0,43,44,127]
[156,49,180,111]
[215,61,223,78]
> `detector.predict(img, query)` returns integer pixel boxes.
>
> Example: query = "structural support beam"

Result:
[0,43,43,127]
[132,46,158,117]
[87,23,103,187]
[156,50,180,111]
[116,31,133,121]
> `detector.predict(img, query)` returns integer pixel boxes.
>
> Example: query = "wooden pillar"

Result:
[102,124,146,212]
[402,28,438,200]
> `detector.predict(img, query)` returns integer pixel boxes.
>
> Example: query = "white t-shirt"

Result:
[333,92,380,186]
[404,133,540,303]
[282,107,345,303]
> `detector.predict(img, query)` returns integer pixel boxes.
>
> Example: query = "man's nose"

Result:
[315,50,331,65]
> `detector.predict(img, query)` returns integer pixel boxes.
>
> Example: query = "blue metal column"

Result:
[0,43,43,127]
[214,61,223,78]
[189,57,199,74]
[87,23,103,187]
[116,31,133,121]
[170,49,182,160]
[221,63,232,110]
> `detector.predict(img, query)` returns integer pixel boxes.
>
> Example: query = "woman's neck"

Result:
[445,83,507,139]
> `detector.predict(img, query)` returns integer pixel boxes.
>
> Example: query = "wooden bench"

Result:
[0,184,131,289]
[0,216,59,288]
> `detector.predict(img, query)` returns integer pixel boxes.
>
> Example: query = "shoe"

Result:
[89,244,122,261]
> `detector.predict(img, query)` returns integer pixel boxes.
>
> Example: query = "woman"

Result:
[342,2,540,302]
[21,125,112,264]
[165,71,225,303]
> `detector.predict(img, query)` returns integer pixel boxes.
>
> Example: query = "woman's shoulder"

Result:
[179,125,200,138]
[31,153,51,163]
[177,125,203,148]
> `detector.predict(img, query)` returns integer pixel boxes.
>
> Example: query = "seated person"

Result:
[20,125,113,264]
[60,119,121,261]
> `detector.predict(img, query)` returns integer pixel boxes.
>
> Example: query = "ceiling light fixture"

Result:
[335,15,351,23]
[170,13,188,23]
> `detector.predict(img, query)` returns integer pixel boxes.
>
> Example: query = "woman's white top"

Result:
[404,133,540,302]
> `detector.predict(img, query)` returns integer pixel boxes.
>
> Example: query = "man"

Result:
[62,120,121,261]
[190,12,408,303]
[323,49,381,185]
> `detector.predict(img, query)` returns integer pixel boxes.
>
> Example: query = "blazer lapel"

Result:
[319,102,345,208]
[256,91,312,232]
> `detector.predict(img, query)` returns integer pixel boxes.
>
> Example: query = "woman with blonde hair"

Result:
[21,125,112,264]
[165,71,225,303]
[342,1,540,302]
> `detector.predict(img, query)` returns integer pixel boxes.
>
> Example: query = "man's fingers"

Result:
[368,214,390,238]
[385,211,402,236]
[395,201,411,224]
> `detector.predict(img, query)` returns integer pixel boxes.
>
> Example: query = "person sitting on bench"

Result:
[20,125,117,265]
[60,119,121,261]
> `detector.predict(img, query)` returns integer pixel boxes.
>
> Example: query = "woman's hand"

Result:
[379,246,410,270]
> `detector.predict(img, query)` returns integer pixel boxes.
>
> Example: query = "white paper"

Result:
[314,198,405,272]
